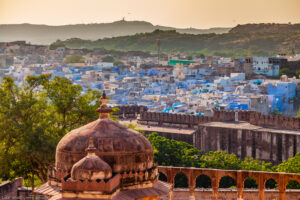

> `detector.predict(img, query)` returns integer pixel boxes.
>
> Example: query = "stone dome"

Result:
[71,138,112,180]
[55,101,154,175]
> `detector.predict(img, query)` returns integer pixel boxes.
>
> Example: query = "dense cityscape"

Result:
[0,0,300,200]
[1,41,300,117]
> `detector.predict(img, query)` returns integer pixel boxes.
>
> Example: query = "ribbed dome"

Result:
[55,118,154,174]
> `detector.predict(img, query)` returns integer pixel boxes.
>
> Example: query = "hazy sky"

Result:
[0,0,299,28]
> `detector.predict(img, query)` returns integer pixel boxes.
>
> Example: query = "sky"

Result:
[0,0,300,29]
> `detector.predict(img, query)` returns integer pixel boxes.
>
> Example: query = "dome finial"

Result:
[96,90,113,119]
[86,137,97,155]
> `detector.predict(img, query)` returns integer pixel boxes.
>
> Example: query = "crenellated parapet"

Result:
[140,112,214,128]
[250,112,300,130]
[139,110,300,130]
[114,105,148,119]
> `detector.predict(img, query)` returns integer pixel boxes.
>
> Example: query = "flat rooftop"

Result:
[200,121,300,136]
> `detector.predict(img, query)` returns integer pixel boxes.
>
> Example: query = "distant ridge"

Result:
[51,23,300,57]
[0,20,231,44]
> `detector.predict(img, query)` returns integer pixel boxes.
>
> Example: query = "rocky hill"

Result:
[0,20,230,44]
[51,23,300,57]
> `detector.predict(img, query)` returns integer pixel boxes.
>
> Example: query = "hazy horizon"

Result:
[1,0,300,29]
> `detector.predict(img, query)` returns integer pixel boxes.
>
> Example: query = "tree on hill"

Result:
[63,54,85,64]
[102,56,115,62]
[49,40,66,50]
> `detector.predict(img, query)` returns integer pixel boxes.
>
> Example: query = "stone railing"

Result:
[158,166,300,200]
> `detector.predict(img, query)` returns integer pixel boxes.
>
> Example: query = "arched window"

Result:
[219,176,236,188]
[286,180,300,189]
[174,172,188,188]
[158,172,167,182]
[244,177,258,189]
[265,178,277,189]
[196,174,211,188]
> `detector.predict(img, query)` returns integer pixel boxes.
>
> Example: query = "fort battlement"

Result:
[139,110,300,130]
[250,112,300,130]
[114,105,148,119]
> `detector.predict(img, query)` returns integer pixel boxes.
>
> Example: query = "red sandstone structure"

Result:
[138,110,300,164]
[158,166,300,200]
[34,93,171,200]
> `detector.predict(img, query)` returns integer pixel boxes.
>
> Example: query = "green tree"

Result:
[113,60,124,66]
[146,133,203,167]
[201,151,242,170]
[276,153,300,189]
[0,75,101,188]
[276,153,300,173]
[186,56,193,60]
[63,54,85,64]
[196,53,205,59]
[279,68,294,77]
[102,56,115,62]
[296,70,300,78]
[49,40,66,50]
[241,158,272,171]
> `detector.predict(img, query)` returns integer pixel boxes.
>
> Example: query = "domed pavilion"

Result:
[35,92,171,200]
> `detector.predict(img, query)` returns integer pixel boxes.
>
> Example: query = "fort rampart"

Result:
[139,110,300,130]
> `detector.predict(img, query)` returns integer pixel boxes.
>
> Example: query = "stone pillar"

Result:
[279,189,286,200]
[279,174,286,200]
[169,186,174,200]
[167,172,175,200]
[237,172,244,200]
[189,187,195,200]
[258,174,265,200]
[212,178,219,200]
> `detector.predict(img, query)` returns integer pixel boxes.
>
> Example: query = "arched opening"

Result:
[174,172,188,188]
[219,176,236,188]
[158,172,167,182]
[196,174,212,188]
[265,178,279,199]
[244,177,258,189]
[286,180,300,189]
[265,178,278,189]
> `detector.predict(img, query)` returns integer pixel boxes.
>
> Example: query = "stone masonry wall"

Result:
[115,105,148,119]
[0,178,23,199]
[139,110,300,131]
[250,112,300,130]
[194,125,300,164]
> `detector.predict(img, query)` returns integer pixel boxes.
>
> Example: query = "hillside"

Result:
[52,23,300,57]
[0,20,230,44]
